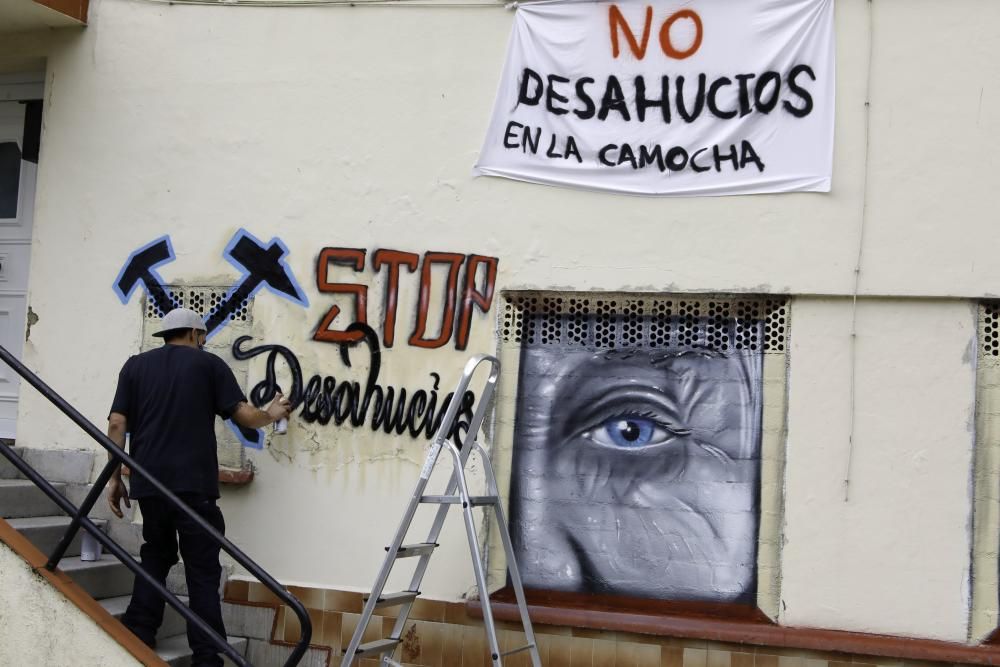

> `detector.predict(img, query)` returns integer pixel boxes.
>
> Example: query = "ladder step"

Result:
[355,638,401,656]
[364,590,420,609]
[420,495,498,506]
[501,643,536,658]
[388,542,437,558]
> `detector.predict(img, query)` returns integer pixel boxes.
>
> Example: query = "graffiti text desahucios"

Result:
[233,323,476,446]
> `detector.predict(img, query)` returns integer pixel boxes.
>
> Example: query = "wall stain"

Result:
[25,306,38,341]
[401,623,420,662]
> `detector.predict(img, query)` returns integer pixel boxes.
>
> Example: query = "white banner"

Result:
[475,0,835,197]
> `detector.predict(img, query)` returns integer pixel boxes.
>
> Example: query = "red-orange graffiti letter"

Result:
[408,252,465,349]
[314,248,368,344]
[372,249,419,348]
[454,255,498,351]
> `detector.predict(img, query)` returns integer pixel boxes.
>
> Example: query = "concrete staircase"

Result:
[0,447,248,666]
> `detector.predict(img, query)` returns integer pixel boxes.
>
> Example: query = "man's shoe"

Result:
[122,623,157,650]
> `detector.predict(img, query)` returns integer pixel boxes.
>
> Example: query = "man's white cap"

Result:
[152,307,207,338]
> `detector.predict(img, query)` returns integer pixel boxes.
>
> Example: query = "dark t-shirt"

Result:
[110,345,246,499]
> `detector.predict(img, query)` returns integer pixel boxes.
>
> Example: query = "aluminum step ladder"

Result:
[341,354,542,667]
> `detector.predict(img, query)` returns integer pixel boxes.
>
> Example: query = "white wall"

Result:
[3,0,999,640]
[0,541,140,666]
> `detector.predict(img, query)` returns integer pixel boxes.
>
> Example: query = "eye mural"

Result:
[506,295,781,604]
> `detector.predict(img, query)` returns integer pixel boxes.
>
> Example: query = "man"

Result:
[105,307,291,667]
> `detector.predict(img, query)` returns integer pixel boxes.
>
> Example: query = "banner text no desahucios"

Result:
[474,0,835,197]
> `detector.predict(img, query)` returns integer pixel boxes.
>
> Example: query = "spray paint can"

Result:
[273,383,287,435]
[80,531,102,562]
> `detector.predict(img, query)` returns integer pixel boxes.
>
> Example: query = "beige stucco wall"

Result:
[0,541,140,666]
[780,298,977,641]
[2,0,999,643]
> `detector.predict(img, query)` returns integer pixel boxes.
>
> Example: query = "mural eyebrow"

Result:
[649,348,729,365]
[592,347,729,365]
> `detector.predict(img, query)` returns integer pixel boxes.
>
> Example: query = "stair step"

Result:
[364,590,419,609]
[0,446,95,484]
[390,542,437,558]
[0,479,66,518]
[101,594,189,640]
[420,495,498,506]
[155,633,247,667]
[0,450,25,479]
[355,638,400,656]
[7,516,108,557]
[59,555,134,599]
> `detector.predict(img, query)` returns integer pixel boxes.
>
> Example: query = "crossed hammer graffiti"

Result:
[112,229,309,449]
[114,229,308,337]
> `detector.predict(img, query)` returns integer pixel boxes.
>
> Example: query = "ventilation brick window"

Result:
[500,293,789,353]
[144,287,252,324]
[982,302,1000,357]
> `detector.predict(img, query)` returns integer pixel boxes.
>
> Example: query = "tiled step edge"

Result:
[244,637,331,667]
[0,516,165,666]
[221,597,333,667]
[156,634,247,667]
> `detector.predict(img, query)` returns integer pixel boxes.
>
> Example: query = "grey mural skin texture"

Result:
[509,325,763,604]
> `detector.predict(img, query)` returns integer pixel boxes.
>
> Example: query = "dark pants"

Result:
[121,494,227,667]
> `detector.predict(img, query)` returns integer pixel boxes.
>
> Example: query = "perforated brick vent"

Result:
[501,293,789,353]
[981,302,1000,357]
[144,286,252,324]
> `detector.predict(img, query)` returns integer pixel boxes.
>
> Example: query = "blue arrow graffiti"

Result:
[205,229,309,339]
[113,236,179,315]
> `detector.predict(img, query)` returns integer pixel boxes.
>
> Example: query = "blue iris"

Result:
[602,417,655,447]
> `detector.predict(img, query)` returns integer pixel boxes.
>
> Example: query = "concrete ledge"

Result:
[472,587,1000,666]
[0,517,164,666]
[219,467,253,486]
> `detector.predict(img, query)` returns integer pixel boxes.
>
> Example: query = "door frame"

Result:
[0,72,44,438]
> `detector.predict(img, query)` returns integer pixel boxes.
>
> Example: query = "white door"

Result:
[0,86,40,438]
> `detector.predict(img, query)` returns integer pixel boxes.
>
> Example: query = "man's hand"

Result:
[106,411,129,518]
[266,392,292,423]
[232,393,293,429]
[107,476,131,519]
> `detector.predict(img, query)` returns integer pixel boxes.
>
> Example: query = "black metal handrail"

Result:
[0,344,312,666]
